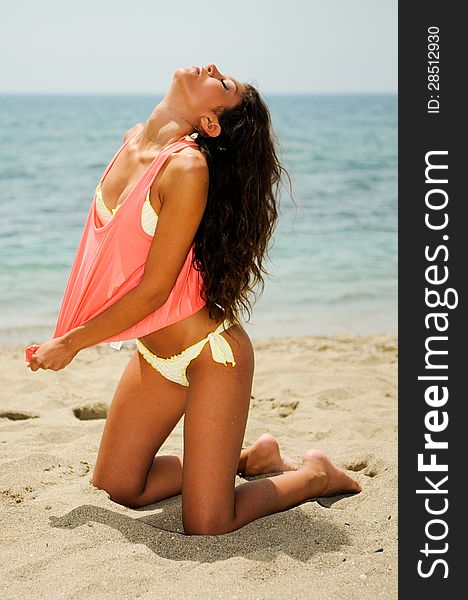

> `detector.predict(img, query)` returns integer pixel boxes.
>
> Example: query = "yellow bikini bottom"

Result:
[135,319,237,387]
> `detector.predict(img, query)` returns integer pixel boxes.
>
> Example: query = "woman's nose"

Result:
[205,64,220,77]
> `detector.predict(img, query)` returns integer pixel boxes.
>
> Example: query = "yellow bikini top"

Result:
[95,182,158,236]
[95,134,199,237]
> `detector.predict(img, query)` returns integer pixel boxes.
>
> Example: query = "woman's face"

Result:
[175,63,244,112]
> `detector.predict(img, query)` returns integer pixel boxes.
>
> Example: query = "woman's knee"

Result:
[182,507,234,536]
[90,474,142,508]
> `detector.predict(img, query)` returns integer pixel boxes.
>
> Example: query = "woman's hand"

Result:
[26,336,79,372]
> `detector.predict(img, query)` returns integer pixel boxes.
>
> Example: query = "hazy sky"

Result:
[1,0,397,94]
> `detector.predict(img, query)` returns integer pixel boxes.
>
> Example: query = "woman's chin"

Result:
[174,66,193,79]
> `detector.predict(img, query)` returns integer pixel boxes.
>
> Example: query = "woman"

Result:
[26,64,361,535]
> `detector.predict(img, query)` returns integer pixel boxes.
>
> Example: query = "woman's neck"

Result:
[138,96,194,151]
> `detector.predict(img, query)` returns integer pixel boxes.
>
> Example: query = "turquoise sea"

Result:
[0,94,396,343]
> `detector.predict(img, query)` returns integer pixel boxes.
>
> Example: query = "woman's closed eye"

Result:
[221,79,228,90]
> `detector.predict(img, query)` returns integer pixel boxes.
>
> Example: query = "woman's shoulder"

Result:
[165,144,208,177]
[158,145,209,203]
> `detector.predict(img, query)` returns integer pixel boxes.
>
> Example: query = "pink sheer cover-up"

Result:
[51,134,206,346]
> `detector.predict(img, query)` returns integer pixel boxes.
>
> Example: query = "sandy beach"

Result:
[0,333,397,599]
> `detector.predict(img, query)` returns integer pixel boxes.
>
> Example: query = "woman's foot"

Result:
[301,449,362,497]
[242,433,300,476]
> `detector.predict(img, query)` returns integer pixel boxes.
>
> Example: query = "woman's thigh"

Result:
[91,349,188,502]
[182,325,255,534]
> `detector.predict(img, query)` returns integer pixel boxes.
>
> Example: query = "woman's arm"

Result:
[28,150,208,371]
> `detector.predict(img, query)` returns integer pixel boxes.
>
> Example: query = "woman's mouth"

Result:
[192,66,201,75]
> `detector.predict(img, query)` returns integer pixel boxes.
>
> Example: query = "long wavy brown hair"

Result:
[192,83,292,327]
